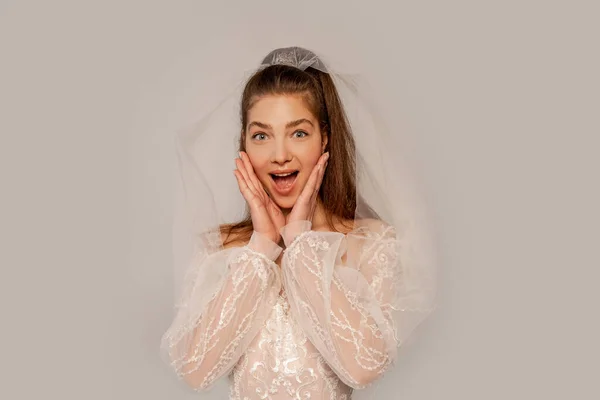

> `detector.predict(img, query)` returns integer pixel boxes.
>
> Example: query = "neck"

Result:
[282,199,328,227]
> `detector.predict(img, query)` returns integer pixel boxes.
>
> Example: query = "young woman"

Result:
[160,47,437,400]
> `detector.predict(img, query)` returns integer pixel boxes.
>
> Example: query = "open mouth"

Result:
[269,171,299,193]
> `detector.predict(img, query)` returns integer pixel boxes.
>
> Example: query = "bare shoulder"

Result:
[315,217,391,235]
[220,230,250,249]
[314,217,354,234]
[352,218,396,237]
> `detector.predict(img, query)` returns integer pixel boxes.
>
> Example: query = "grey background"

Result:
[1,0,598,398]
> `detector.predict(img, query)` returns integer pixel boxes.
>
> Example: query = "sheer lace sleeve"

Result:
[279,219,400,390]
[160,230,283,391]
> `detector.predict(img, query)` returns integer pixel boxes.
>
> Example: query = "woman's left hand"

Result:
[286,152,329,225]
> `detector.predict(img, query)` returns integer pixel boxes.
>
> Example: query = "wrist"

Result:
[247,230,284,260]
[280,220,312,247]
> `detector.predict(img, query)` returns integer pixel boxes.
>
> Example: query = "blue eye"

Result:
[252,133,267,140]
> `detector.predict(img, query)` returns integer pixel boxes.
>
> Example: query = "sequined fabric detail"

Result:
[230,288,353,399]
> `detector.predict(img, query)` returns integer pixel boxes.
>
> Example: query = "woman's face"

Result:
[245,94,327,210]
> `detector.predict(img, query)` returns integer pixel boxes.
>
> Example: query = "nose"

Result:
[271,139,292,165]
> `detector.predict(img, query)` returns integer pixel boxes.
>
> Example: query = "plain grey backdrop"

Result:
[1,0,598,398]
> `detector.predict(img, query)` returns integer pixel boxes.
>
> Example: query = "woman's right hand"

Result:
[233,151,285,244]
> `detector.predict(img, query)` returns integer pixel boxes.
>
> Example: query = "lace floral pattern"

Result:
[161,221,401,399]
[280,221,400,391]
[229,288,353,399]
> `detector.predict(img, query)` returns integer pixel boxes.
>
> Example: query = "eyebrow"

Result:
[247,118,314,130]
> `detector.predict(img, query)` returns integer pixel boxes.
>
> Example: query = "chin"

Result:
[272,196,296,210]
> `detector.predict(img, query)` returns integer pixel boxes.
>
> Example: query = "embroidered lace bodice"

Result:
[161,220,401,399]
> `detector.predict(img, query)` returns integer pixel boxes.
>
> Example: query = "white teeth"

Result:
[273,172,295,177]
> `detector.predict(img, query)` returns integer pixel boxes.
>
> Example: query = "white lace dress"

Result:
[160,219,401,399]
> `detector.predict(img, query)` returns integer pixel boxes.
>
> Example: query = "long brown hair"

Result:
[220,51,374,247]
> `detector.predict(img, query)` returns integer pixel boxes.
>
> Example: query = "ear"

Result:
[321,134,328,153]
